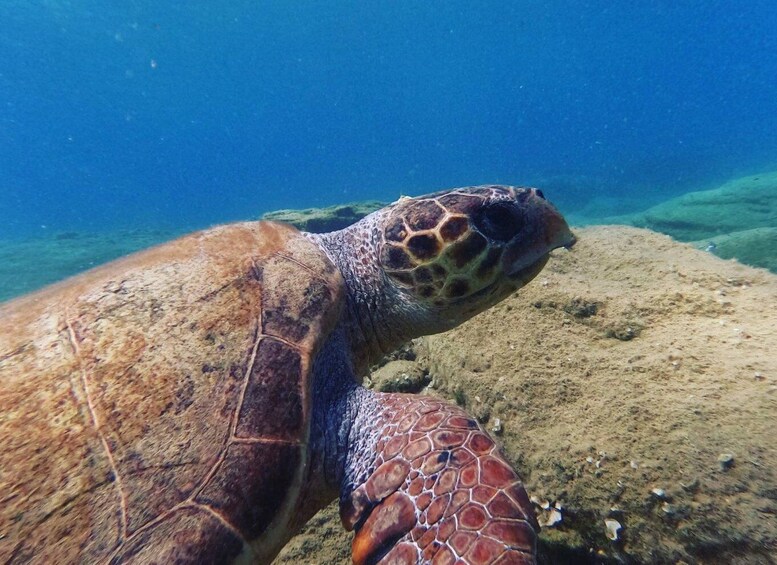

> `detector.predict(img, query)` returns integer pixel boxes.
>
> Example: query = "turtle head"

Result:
[310,185,575,374]
[376,185,575,328]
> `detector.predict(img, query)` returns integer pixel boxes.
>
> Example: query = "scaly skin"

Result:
[343,391,538,565]
[308,186,575,564]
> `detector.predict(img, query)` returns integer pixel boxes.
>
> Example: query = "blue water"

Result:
[2,1,776,239]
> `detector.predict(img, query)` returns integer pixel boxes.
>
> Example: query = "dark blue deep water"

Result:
[2,1,777,238]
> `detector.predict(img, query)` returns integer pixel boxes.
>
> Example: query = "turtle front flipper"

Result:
[340,392,539,565]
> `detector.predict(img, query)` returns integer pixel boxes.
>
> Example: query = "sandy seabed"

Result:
[276,226,777,564]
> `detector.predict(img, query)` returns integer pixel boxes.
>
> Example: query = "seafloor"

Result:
[1,172,776,563]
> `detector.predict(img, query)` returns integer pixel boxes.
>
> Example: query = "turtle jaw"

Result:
[502,197,576,283]
[507,254,551,286]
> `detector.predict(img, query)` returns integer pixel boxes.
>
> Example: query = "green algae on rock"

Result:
[628,171,777,241]
[692,227,777,273]
[261,200,385,233]
[588,171,777,274]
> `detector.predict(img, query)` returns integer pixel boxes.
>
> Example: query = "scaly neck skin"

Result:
[293,214,417,540]
[304,327,388,518]
[306,215,415,377]
[303,217,421,517]
[306,328,367,495]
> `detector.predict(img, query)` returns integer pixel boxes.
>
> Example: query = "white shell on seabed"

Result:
[604,518,622,541]
[650,487,666,499]
[718,453,735,470]
[530,497,563,527]
[542,507,563,527]
[530,495,550,510]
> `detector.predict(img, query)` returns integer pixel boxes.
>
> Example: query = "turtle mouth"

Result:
[504,223,576,281]
[507,254,551,285]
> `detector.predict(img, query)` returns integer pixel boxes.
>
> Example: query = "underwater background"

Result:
[2,5,777,564]
[1,1,777,298]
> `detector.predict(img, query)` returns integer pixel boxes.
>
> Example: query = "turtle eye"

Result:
[473,202,523,242]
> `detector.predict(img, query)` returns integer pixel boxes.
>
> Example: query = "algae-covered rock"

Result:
[279,226,777,564]
[627,171,777,241]
[419,227,777,564]
[591,171,777,273]
[0,229,179,302]
[261,200,385,233]
[367,360,430,393]
[693,227,777,273]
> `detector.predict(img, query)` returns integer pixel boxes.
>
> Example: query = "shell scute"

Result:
[235,338,303,440]
[194,441,301,538]
[110,506,244,564]
[256,238,341,350]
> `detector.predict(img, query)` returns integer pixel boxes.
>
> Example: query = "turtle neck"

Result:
[306,215,412,377]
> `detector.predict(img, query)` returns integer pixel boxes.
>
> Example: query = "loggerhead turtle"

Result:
[0,185,574,564]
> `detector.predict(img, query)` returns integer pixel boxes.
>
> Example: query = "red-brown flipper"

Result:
[342,395,538,565]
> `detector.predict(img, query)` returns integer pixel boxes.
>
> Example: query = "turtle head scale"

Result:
[310,185,575,372]
[379,185,575,306]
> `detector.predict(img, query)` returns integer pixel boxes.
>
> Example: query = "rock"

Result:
[590,171,777,273]
[692,227,777,273]
[472,402,491,423]
[650,488,667,500]
[680,478,700,493]
[543,507,563,528]
[563,297,599,318]
[604,518,621,541]
[261,200,385,233]
[419,226,777,564]
[533,498,564,528]
[717,453,735,471]
[604,323,640,341]
[367,360,430,393]
[625,171,777,242]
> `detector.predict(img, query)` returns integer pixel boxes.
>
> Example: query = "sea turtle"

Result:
[0,185,574,564]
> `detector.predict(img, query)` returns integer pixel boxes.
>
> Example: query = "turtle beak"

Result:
[531,188,576,251]
[503,189,575,279]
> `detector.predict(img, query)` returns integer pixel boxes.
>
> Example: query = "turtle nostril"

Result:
[534,189,546,200]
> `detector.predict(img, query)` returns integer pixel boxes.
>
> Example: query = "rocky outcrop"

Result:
[261,200,385,233]
[279,226,777,564]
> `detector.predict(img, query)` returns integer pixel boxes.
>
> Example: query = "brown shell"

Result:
[0,221,344,563]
